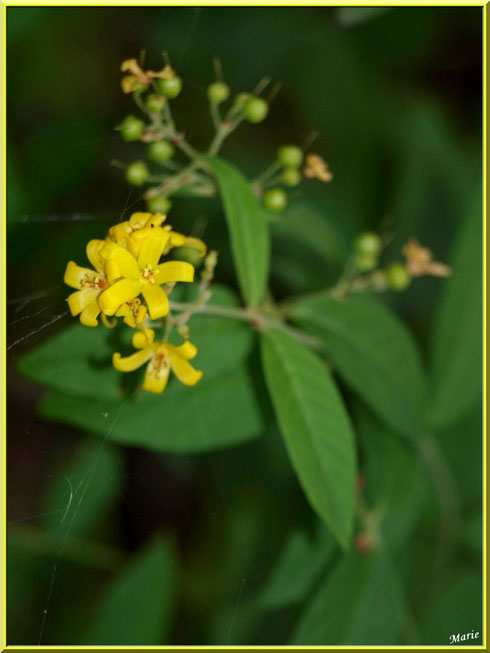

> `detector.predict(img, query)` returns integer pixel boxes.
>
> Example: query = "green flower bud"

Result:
[207,81,230,103]
[125,160,148,186]
[234,92,251,109]
[118,115,145,142]
[354,231,382,257]
[146,194,172,214]
[278,145,303,168]
[386,262,411,291]
[282,167,301,187]
[146,93,166,113]
[172,246,203,267]
[147,140,175,164]
[264,188,287,213]
[356,253,378,272]
[243,97,269,123]
[158,76,182,99]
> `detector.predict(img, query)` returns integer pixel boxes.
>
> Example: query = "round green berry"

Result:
[207,81,230,103]
[146,93,166,113]
[146,194,172,214]
[263,188,287,213]
[243,97,269,123]
[158,76,182,99]
[282,167,301,187]
[386,262,411,291]
[125,160,148,186]
[356,253,378,272]
[278,145,303,168]
[354,231,382,257]
[147,140,175,164]
[118,115,145,142]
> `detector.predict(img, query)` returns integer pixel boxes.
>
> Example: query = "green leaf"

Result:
[43,439,124,538]
[84,537,176,644]
[18,285,253,400]
[430,199,482,431]
[40,364,264,454]
[257,525,335,610]
[204,156,269,306]
[292,293,428,439]
[419,569,482,645]
[291,550,404,645]
[17,322,125,400]
[260,329,356,548]
[356,406,428,550]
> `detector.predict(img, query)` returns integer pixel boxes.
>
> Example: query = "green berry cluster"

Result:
[353,231,411,291]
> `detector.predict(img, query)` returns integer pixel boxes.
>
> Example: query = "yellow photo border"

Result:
[0,2,486,652]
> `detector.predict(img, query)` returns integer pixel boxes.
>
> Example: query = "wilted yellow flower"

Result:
[64,240,110,327]
[402,239,451,278]
[98,226,195,320]
[113,327,202,394]
[303,154,333,183]
[120,58,174,94]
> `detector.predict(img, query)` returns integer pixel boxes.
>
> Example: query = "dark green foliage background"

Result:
[7,6,482,646]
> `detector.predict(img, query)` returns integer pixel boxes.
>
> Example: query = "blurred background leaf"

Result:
[43,438,124,538]
[290,549,404,645]
[84,536,177,644]
[430,196,483,432]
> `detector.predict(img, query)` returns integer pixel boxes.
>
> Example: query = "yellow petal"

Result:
[121,75,140,94]
[143,363,170,394]
[113,348,153,372]
[129,212,152,228]
[154,261,194,284]
[138,226,171,269]
[105,259,122,285]
[120,58,142,74]
[100,242,140,279]
[86,239,106,272]
[167,232,207,257]
[67,289,100,316]
[168,231,186,248]
[99,278,141,316]
[141,283,169,319]
[109,222,131,244]
[132,328,155,349]
[64,262,96,289]
[167,341,198,360]
[80,300,101,327]
[101,314,117,328]
[170,353,203,386]
[183,236,207,257]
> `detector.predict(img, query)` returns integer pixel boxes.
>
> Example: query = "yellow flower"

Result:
[120,58,174,94]
[113,328,203,394]
[402,239,451,278]
[64,240,110,327]
[107,211,207,259]
[115,298,148,328]
[303,154,333,183]
[98,225,194,320]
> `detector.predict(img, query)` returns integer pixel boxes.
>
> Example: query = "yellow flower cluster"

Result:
[64,211,205,393]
